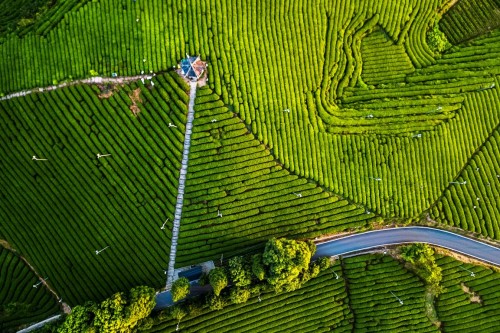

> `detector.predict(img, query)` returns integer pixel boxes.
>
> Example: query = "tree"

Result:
[209,267,228,296]
[229,256,252,287]
[92,292,127,332]
[427,18,451,54]
[206,294,227,311]
[317,257,332,271]
[125,286,156,328]
[251,254,265,281]
[57,286,156,333]
[171,277,190,302]
[57,304,94,333]
[170,305,187,330]
[400,244,443,294]
[170,305,187,323]
[230,287,251,304]
[262,238,314,292]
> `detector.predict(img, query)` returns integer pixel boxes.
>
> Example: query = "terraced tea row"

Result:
[175,86,377,267]
[430,124,500,239]
[440,0,500,44]
[0,247,60,333]
[342,254,437,332]
[0,72,187,304]
[436,256,500,332]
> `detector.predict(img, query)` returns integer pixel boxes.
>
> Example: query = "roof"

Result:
[178,266,203,281]
[180,54,206,80]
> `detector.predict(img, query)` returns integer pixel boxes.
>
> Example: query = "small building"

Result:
[179,54,207,81]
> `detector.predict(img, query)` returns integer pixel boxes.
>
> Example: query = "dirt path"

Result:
[0,74,158,101]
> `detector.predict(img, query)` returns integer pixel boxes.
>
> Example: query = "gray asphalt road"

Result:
[313,226,500,266]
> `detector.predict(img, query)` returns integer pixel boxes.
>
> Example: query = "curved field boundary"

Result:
[314,226,500,266]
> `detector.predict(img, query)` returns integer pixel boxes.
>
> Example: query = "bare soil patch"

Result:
[129,88,143,117]
[461,283,482,304]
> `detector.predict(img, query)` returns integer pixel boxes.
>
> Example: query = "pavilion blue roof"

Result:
[180,55,206,80]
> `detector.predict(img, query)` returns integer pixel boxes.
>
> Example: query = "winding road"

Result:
[313,226,500,266]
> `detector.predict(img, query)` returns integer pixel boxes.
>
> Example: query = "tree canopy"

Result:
[57,286,156,333]
[262,238,316,292]
[209,267,228,296]
[228,256,252,287]
[171,277,190,302]
[401,244,443,294]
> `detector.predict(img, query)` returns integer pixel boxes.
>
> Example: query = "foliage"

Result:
[57,305,93,333]
[56,286,156,333]
[251,254,266,282]
[228,256,253,287]
[317,257,332,271]
[171,277,190,302]
[400,244,443,294]
[427,20,451,54]
[230,287,251,304]
[208,267,228,297]
[263,238,314,292]
[169,305,187,322]
[206,294,227,311]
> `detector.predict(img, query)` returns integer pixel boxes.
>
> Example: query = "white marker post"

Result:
[168,123,177,128]
[390,291,404,305]
[95,246,110,255]
[217,210,222,218]
[283,108,290,113]
[97,153,111,159]
[33,277,49,288]
[458,266,475,277]
[32,156,48,161]
[161,219,169,230]
[449,181,466,185]
[369,177,382,181]
[293,192,302,198]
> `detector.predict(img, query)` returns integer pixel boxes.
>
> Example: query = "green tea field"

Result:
[0,0,499,330]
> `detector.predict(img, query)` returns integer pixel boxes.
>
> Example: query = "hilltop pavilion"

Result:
[179,54,207,81]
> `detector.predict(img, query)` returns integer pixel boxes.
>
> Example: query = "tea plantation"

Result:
[148,254,500,332]
[0,0,499,330]
[0,247,59,333]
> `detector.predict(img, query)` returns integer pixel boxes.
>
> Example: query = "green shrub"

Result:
[171,277,190,302]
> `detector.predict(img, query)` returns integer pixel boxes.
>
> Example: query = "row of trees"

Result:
[170,238,332,318]
[53,286,156,333]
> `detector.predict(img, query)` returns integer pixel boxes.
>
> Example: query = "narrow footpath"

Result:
[16,315,62,333]
[166,81,198,289]
[0,74,156,101]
